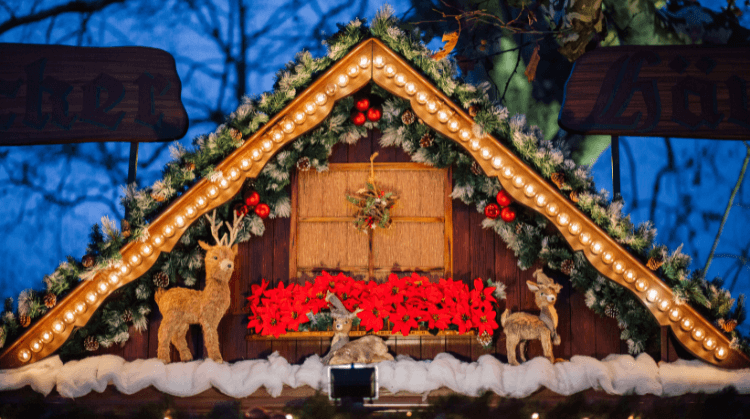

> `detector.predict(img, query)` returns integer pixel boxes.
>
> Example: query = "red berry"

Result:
[352,111,366,126]
[366,106,382,122]
[484,203,500,219]
[355,98,370,111]
[496,190,512,207]
[234,203,249,217]
[254,203,270,219]
[244,190,260,208]
[500,206,516,222]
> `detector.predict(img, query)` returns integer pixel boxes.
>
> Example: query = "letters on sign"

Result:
[559,46,750,139]
[0,43,188,146]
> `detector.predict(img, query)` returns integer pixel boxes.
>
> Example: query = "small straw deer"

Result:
[501,269,563,366]
[322,291,394,365]
[155,210,244,363]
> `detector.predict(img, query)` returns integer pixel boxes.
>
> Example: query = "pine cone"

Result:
[720,319,738,333]
[468,105,479,117]
[122,309,133,323]
[647,257,664,271]
[551,172,565,189]
[230,128,243,141]
[153,271,170,288]
[44,293,57,309]
[184,162,196,171]
[471,161,483,176]
[150,193,165,202]
[515,223,524,234]
[401,109,416,125]
[19,315,31,328]
[121,219,131,239]
[476,331,493,347]
[605,304,619,319]
[81,254,95,268]
[570,190,580,203]
[560,259,575,276]
[296,156,311,171]
[419,132,434,148]
[84,335,99,352]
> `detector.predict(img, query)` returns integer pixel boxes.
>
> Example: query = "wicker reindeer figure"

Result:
[155,210,244,364]
[501,269,563,365]
[322,291,394,365]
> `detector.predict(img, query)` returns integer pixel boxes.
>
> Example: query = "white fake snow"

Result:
[2,352,750,399]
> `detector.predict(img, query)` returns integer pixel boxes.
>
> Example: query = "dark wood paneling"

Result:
[569,289,598,358]
[469,209,495,283]
[219,314,247,362]
[452,200,472,281]
[596,314,622,359]
[445,335,472,362]
[122,326,148,360]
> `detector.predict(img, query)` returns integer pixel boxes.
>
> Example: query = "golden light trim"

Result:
[152,235,163,246]
[568,221,581,234]
[546,202,559,216]
[175,215,185,228]
[304,102,316,114]
[185,206,196,219]
[481,147,492,160]
[97,280,109,293]
[669,308,682,322]
[52,320,65,334]
[692,328,705,341]
[416,92,428,104]
[492,157,503,169]
[635,278,649,292]
[208,186,218,197]
[241,159,251,170]
[358,55,370,68]
[502,166,514,179]
[272,129,284,142]
[41,331,53,344]
[251,149,262,161]
[512,175,525,188]
[448,119,460,132]
[140,244,153,256]
[163,225,174,237]
[325,83,336,96]
[405,82,417,95]
[219,178,229,189]
[337,74,349,86]
[613,260,625,273]
[262,140,273,152]
[524,184,536,197]
[460,129,471,141]
[716,347,728,359]
[579,232,592,245]
[30,339,42,353]
[658,299,671,311]
[646,288,659,302]
[384,64,396,77]
[294,111,306,123]
[623,270,636,283]
[315,93,328,106]
[118,263,131,275]
[373,55,385,68]
[437,110,449,122]
[602,251,614,264]
[394,73,406,86]
[347,65,360,77]
[426,101,438,113]
[681,317,694,331]
[282,119,295,133]
[108,274,120,285]
[704,337,717,350]
[536,194,548,207]
[86,292,97,304]
[18,349,30,362]
[63,310,75,324]
[591,241,603,254]
[557,213,570,226]
[470,139,481,151]
[75,301,87,314]
[130,253,142,265]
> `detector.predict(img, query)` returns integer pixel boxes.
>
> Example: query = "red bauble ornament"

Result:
[244,190,260,208]
[352,111,366,126]
[500,206,516,222]
[496,190,512,207]
[366,106,382,122]
[254,203,270,219]
[355,98,371,112]
[484,203,500,219]
[234,203,249,217]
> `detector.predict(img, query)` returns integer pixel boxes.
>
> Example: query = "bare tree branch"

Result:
[0,0,125,36]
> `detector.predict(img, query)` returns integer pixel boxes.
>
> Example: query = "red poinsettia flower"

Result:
[259,307,288,338]
[384,273,408,306]
[357,298,391,332]
[469,278,496,311]
[473,309,499,336]
[264,280,296,304]
[245,278,270,312]
[391,304,419,336]
[281,300,310,332]
[451,302,474,334]
[425,305,451,330]
[247,308,266,333]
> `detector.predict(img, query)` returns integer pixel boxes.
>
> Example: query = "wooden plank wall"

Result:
[95,130,628,364]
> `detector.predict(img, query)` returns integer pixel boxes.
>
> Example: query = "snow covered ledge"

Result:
[2,352,750,399]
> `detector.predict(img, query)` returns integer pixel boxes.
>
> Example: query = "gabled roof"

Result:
[2,37,748,370]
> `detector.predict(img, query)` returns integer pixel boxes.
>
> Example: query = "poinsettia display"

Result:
[245,271,500,338]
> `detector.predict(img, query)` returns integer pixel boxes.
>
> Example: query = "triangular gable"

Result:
[2,37,748,370]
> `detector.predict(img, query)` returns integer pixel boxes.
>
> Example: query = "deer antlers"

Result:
[205,210,245,246]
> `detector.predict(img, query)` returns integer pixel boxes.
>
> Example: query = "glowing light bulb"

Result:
[448,119,460,132]
[394,73,406,86]
[692,328,705,340]
[416,92,428,104]
[41,331,53,343]
[337,74,349,86]
[230,167,241,179]
[130,253,142,265]
[325,83,337,96]
[109,274,120,285]
[658,299,670,311]
[18,349,31,362]
[219,178,229,189]
[175,216,185,228]
[557,213,570,226]
[602,252,614,264]
[141,244,153,256]
[359,55,370,68]
[86,292,97,304]
[579,232,591,245]
[469,139,480,151]
[590,241,603,254]
[502,166,514,179]
[252,149,262,161]
[185,206,196,219]
[273,129,284,143]
[75,301,87,314]
[405,83,417,95]
[304,102,316,114]
[163,225,174,237]
[384,65,396,77]
[282,119,294,133]
[523,184,536,197]
[373,56,385,68]
[52,321,65,333]
[241,159,251,170]
[208,186,218,197]
[460,130,471,141]
[669,308,682,322]
[294,111,306,123]
[613,260,625,274]
[624,270,636,283]
[347,65,359,77]
[262,139,273,151]
[536,194,548,207]
[481,147,492,160]
[426,101,438,113]
[635,278,648,292]
[64,310,75,323]
[568,221,581,234]
[315,92,327,105]
[492,157,503,169]
[437,110,449,122]
[119,263,131,274]
[704,337,716,350]
[98,280,109,294]
[715,347,727,359]
[646,288,659,302]
[681,317,693,331]
[546,203,559,216]
[196,196,207,208]
[30,339,42,352]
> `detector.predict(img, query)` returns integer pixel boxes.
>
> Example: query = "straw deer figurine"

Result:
[322,291,394,365]
[501,269,563,366]
[155,210,244,364]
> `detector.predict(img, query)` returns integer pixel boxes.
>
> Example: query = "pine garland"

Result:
[1,6,748,359]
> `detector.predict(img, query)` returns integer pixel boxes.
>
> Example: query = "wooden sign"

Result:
[559,46,750,139]
[0,43,188,146]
